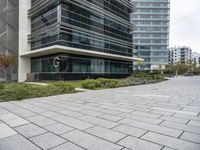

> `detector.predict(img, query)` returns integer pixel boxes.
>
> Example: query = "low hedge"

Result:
[82,79,101,89]
[81,75,166,90]
[81,78,120,89]
[0,84,4,90]
[97,78,119,88]
[50,81,75,93]
[0,82,75,101]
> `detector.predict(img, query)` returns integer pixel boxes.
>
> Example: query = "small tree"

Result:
[0,54,17,81]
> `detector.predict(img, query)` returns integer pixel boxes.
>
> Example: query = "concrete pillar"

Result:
[18,0,31,82]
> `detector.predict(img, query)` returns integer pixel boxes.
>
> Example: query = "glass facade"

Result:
[131,0,170,70]
[31,54,132,81]
[31,54,132,74]
[29,0,133,80]
[30,1,133,57]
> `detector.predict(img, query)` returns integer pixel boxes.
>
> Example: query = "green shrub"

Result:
[82,79,101,89]
[118,80,129,87]
[80,74,166,90]
[81,78,120,89]
[97,78,119,88]
[0,84,51,101]
[0,84,4,89]
[51,81,75,93]
[87,84,96,89]
[0,82,75,101]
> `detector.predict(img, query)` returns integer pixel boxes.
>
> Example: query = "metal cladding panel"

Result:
[0,0,19,81]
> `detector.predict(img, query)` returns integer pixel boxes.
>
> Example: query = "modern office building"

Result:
[192,52,200,68]
[169,46,192,65]
[0,0,141,82]
[131,0,170,70]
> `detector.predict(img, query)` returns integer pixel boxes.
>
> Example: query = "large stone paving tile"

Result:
[39,111,60,118]
[26,115,57,127]
[117,136,162,150]
[62,130,122,150]
[98,114,123,122]
[118,113,163,125]
[0,135,41,150]
[78,115,119,128]
[53,115,94,130]
[0,108,9,115]
[85,126,126,143]
[30,132,66,149]
[113,124,147,137]
[51,142,84,150]
[0,113,30,127]
[188,120,200,127]
[14,123,47,138]
[142,132,200,150]
[44,123,74,135]
[161,121,200,134]
[0,123,18,139]
[159,116,189,124]
[120,118,182,137]
[180,132,200,144]
[57,109,84,118]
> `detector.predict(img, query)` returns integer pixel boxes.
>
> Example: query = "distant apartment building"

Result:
[0,0,141,82]
[131,0,170,70]
[192,52,200,68]
[169,46,192,65]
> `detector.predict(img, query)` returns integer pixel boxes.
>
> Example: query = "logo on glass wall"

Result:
[53,57,60,68]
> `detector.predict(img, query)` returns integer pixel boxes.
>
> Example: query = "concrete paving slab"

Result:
[61,130,122,150]
[50,142,84,150]
[44,123,74,135]
[0,123,18,139]
[0,113,29,127]
[117,136,162,150]
[142,132,200,150]
[0,135,41,150]
[85,126,126,143]
[14,123,47,138]
[30,132,66,149]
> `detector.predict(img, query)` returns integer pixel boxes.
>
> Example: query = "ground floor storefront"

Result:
[28,53,133,81]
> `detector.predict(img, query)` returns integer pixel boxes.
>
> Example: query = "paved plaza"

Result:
[0,77,200,150]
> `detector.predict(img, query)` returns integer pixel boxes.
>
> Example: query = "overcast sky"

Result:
[170,0,200,52]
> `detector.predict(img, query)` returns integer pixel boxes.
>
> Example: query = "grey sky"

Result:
[170,0,200,52]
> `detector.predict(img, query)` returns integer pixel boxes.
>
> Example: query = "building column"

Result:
[18,0,31,82]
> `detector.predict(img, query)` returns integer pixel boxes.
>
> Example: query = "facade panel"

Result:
[0,0,19,81]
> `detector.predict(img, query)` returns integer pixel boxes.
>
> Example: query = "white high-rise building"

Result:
[192,52,200,68]
[131,0,170,70]
[169,46,192,65]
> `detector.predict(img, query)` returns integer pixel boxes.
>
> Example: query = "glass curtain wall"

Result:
[131,0,170,70]
[29,0,133,80]
[31,54,132,74]
[30,0,133,57]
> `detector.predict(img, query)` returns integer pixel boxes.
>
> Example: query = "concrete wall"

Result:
[18,0,31,82]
